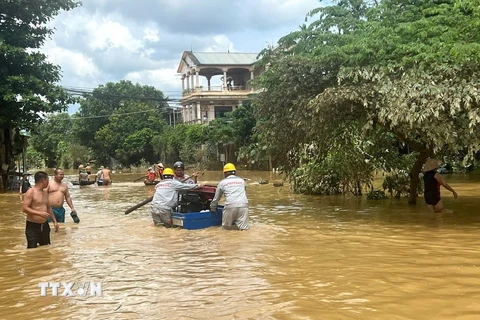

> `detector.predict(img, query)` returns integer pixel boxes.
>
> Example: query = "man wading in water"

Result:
[47,168,80,223]
[22,171,59,248]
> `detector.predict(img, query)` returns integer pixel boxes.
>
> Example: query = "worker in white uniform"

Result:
[150,168,200,227]
[210,163,249,230]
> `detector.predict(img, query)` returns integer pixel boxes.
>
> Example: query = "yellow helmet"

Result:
[163,168,174,176]
[223,163,236,172]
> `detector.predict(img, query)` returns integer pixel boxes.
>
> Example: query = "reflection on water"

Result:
[1,170,480,319]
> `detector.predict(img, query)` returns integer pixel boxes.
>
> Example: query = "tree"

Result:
[254,0,480,202]
[28,112,88,168]
[72,81,168,166]
[0,0,79,130]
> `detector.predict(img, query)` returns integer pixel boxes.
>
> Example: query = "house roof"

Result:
[177,51,258,73]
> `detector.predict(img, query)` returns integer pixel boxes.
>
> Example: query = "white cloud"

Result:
[202,35,235,52]
[38,0,322,111]
[85,18,142,53]
[43,41,100,79]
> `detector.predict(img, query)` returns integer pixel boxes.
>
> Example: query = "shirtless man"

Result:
[101,166,112,185]
[22,171,59,248]
[47,168,80,223]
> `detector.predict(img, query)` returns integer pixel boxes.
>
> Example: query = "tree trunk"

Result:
[408,150,430,204]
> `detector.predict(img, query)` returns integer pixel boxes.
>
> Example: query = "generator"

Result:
[176,185,216,213]
[172,185,223,230]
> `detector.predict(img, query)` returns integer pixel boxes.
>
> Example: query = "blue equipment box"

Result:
[172,206,224,230]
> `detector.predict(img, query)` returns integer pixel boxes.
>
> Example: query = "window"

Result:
[214,106,233,119]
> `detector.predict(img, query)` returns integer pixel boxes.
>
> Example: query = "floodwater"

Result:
[1,169,480,320]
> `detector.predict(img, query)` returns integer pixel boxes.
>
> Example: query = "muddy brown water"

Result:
[1,169,480,319]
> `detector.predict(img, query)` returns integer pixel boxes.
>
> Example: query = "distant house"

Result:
[176,51,262,124]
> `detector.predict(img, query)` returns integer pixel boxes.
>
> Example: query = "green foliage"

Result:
[367,190,388,200]
[0,0,79,130]
[382,171,424,198]
[254,0,480,200]
[29,113,70,167]
[25,145,45,169]
[72,81,168,167]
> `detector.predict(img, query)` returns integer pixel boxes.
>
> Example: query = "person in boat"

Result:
[173,161,197,184]
[85,163,92,175]
[79,169,89,184]
[423,158,458,213]
[154,162,164,180]
[46,168,80,223]
[150,168,201,227]
[210,163,249,230]
[145,167,156,182]
[78,164,84,174]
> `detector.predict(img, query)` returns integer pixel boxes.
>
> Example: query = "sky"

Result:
[41,0,321,113]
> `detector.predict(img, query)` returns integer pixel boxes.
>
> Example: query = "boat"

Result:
[144,180,160,186]
[72,180,96,186]
[171,186,224,230]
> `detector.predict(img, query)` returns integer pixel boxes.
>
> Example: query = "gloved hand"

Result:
[210,206,217,213]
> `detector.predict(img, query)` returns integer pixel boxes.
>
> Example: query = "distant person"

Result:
[101,166,112,185]
[154,162,164,180]
[85,164,92,175]
[210,163,249,230]
[78,164,84,174]
[145,167,156,182]
[96,166,104,183]
[78,169,89,185]
[423,158,458,213]
[150,168,201,227]
[173,161,197,184]
[47,168,80,223]
[22,171,59,248]
[19,172,31,194]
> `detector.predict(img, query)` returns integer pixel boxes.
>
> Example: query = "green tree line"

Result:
[27,80,263,171]
[252,0,480,203]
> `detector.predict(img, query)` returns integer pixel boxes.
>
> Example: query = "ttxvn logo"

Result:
[38,282,102,297]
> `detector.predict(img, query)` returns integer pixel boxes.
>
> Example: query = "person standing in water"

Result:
[19,172,31,194]
[22,171,59,248]
[47,168,80,223]
[210,163,249,230]
[423,158,458,213]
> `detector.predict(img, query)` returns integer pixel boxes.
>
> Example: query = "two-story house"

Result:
[176,51,261,124]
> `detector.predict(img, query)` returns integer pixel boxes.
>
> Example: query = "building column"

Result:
[207,76,211,91]
[195,69,200,89]
[196,102,201,123]
[181,76,185,93]
[249,68,255,91]
[186,74,190,91]
[190,70,195,90]
[222,68,228,91]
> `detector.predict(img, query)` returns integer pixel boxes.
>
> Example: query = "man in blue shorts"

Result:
[47,168,80,223]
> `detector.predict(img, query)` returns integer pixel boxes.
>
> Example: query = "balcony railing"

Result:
[182,85,251,96]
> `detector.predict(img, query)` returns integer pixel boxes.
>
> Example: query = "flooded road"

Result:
[1,169,480,319]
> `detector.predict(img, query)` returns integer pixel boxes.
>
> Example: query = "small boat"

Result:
[171,186,223,230]
[144,180,160,186]
[172,206,224,230]
[72,180,96,186]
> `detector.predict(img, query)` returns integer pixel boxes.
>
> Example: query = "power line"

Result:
[51,107,182,121]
